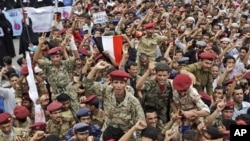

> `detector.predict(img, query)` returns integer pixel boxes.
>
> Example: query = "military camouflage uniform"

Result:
[172,87,210,129]
[91,109,105,128]
[83,78,145,140]
[0,127,29,141]
[38,58,79,116]
[141,79,173,123]
[182,63,214,95]
[13,117,32,129]
[46,117,74,139]
[61,109,75,124]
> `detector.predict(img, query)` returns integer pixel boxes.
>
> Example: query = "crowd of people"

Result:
[1,0,250,141]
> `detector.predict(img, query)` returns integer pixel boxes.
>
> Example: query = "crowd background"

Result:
[1,0,250,141]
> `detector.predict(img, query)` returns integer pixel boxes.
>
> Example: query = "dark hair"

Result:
[102,126,124,141]
[141,126,158,140]
[223,56,236,67]
[45,134,60,141]
[155,56,167,62]
[9,73,19,79]
[5,67,16,79]
[214,86,226,94]
[17,57,24,67]
[247,107,250,115]
[56,93,70,102]
[222,119,236,130]
[127,62,137,69]
[206,126,222,140]
[3,56,12,65]
[240,47,249,52]
[87,97,99,108]
[139,53,148,60]
[235,114,250,125]
[182,130,197,141]
[144,106,157,115]
[155,63,171,73]
[233,85,243,95]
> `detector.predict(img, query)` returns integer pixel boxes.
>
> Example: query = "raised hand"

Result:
[95,61,109,70]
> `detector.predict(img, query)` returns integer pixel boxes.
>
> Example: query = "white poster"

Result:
[93,11,108,24]
[3,9,23,36]
[3,6,72,35]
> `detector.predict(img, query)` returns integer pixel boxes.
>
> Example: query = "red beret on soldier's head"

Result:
[244,71,250,80]
[78,48,88,56]
[225,79,234,85]
[21,65,29,76]
[14,106,30,119]
[199,52,216,60]
[47,101,63,112]
[22,93,32,101]
[48,47,62,55]
[83,95,97,103]
[109,70,131,81]
[223,101,234,111]
[144,22,155,29]
[95,54,104,62]
[173,74,192,91]
[199,91,211,102]
[0,112,12,124]
[29,122,47,131]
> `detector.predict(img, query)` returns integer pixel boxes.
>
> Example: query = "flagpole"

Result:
[20,1,32,46]
[55,0,58,12]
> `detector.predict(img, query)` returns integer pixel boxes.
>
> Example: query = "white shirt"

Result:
[0,74,16,116]
[233,101,250,120]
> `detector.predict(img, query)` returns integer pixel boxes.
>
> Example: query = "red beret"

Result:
[223,101,234,110]
[59,28,67,35]
[225,79,234,85]
[173,74,192,91]
[78,48,88,56]
[14,106,30,119]
[48,47,62,55]
[47,101,62,112]
[199,52,216,60]
[21,65,29,76]
[30,122,47,130]
[95,54,104,62]
[244,72,250,80]
[83,95,97,103]
[144,22,155,29]
[22,93,31,101]
[109,70,131,81]
[199,92,211,102]
[0,112,11,124]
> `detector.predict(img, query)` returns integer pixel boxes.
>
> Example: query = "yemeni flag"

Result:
[93,36,123,65]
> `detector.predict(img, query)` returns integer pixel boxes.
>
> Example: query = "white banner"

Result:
[26,52,46,123]
[3,9,23,36]
[3,6,72,36]
[93,11,108,24]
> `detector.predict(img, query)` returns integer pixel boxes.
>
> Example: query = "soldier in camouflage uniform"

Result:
[83,61,145,141]
[46,102,75,139]
[33,46,80,115]
[172,74,210,133]
[180,52,216,95]
[136,63,173,124]
[0,112,29,141]
[13,106,32,129]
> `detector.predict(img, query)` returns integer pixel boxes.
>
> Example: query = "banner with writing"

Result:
[93,11,108,24]
[3,6,72,36]
[3,9,23,36]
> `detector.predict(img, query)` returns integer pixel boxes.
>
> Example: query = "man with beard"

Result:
[180,52,216,95]
[0,112,29,141]
[136,63,173,124]
[46,101,74,139]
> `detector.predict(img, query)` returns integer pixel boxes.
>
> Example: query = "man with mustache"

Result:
[180,52,216,95]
